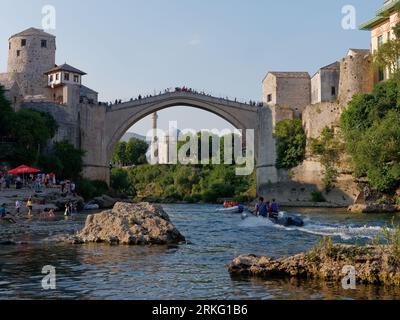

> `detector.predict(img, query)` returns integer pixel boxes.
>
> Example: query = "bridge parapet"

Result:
[108,91,261,113]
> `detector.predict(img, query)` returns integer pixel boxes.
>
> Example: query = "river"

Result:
[0,204,400,300]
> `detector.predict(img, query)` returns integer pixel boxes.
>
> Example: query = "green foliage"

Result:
[90,180,109,196]
[112,138,149,166]
[306,237,335,262]
[110,167,134,196]
[37,154,63,175]
[53,140,85,180]
[372,7,400,80]
[0,85,13,138]
[311,191,326,203]
[373,40,400,79]
[341,79,400,192]
[310,127,344,191]
[124,163,255,203]
[4,109,59,164]
[273,119,306,169]
[0,88,83,178]
[374,220,400,267]
[76,179,109,200]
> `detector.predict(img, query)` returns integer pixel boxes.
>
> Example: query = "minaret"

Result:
[151,112,159,163]
[152,112,158,132]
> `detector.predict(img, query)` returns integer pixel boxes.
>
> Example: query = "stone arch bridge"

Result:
[79,91,277,194]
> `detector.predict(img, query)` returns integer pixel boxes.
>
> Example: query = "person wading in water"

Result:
[26,196,33,218]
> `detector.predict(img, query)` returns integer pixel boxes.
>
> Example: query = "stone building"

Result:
[310,62,340,105]
[0,28,56,109]
[360,0,400,81]
[262,72,311,127]
[0,27,98,146]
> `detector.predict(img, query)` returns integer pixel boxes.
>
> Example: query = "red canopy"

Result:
[8,165,41,175]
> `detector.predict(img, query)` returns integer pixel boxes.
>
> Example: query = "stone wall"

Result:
[275,76,311,118]
[338,50,374,105]
[79,103,109,182]
[302,101,342,139]
[263,73,311,118]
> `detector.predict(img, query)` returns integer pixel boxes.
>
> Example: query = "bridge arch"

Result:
[104,92,259,164]
[80,91,278,194]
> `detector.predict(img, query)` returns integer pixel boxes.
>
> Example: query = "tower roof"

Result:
[262,71,310,82]
[44,63,87,75]
[10,27,55,40]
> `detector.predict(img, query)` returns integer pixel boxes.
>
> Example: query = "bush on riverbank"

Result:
[110,164,256,204]
[274,119,306,169]
[77,179,110,201]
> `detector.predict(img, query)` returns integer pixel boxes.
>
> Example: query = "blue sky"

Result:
[0,0,380,135]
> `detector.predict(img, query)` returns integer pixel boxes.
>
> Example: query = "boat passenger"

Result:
[237,204,245,214]
[255,197,268,217]
[271,199,279,214]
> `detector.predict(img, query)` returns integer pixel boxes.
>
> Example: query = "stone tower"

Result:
[7,27,56,96]
[338,49,374,105]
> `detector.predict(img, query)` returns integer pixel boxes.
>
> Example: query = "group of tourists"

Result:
[60,180,76,196]
[0,171,57,192]
[0,195,58,224]
[254,197,280,218]
[100,86,266,108]
[28,173,56,192]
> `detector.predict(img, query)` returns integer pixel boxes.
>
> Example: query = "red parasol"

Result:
[8,165,41,175]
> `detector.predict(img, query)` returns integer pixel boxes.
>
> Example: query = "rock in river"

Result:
[72,202,186,245]
[228,243,400,286]
[348,203,399,214]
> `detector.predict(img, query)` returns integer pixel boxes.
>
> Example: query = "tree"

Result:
[341,79,400,192]
[7,109,59,165]
[0,85,13,139]
[112,141,128,165]
[273,119,306,169]
[355,110,400,192]
[111,167,133,195]
[53,140,85,180]
[126,138,149,165]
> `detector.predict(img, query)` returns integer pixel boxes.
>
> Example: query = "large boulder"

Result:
[73,202,186,245]
[228,244,400,286]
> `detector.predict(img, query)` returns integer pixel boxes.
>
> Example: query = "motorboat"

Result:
[216,205,245,214]
[243,211,304,227]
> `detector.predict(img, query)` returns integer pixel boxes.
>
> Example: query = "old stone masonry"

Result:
[0,14,380,205]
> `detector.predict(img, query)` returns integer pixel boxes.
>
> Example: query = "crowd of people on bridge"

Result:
[99,86,266,108]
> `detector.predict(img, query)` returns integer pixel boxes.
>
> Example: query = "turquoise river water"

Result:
[0,204,400,300]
